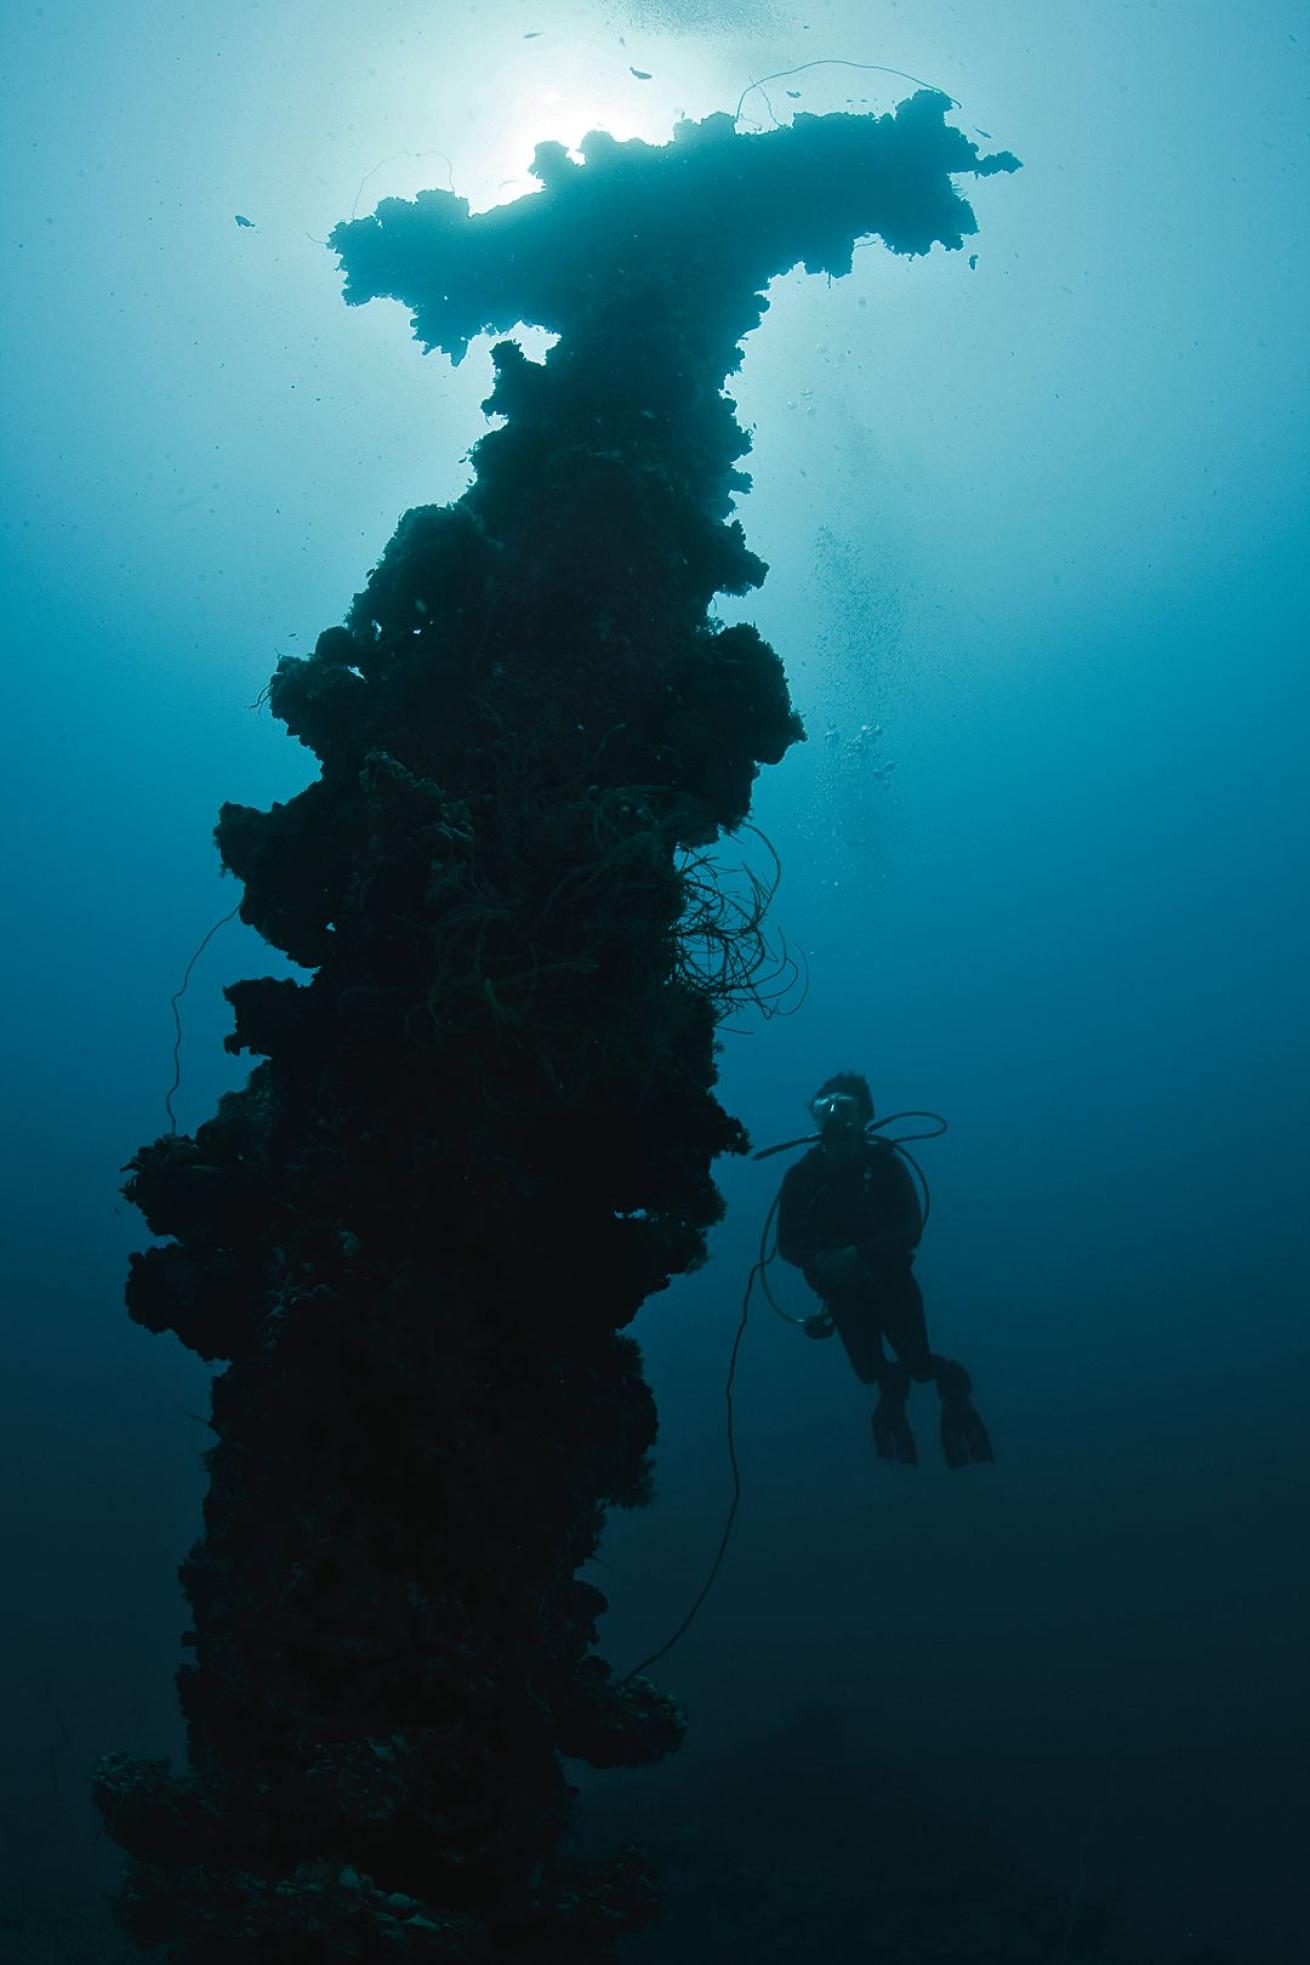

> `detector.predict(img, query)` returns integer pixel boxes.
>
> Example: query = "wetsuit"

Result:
[776,1138,933,1384]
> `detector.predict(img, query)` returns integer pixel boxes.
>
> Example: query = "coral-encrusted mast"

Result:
[94,95,1016,1962]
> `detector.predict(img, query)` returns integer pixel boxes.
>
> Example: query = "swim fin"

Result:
[872,1382,918,1466]
[936,1361,995,1469]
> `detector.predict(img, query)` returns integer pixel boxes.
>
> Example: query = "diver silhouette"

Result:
[776,1071,994,1469]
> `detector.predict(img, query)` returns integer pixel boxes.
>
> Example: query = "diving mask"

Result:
[810,1091,865,1138]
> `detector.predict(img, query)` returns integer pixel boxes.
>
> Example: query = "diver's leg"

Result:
[879,1270,994,1467]
[825,1291,886,1386]
[836,1281,919,1469]
[876,1268,936,1382]
[827,1293,917,1463]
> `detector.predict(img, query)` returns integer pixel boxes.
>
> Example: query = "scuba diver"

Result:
[774,1071,994,1469]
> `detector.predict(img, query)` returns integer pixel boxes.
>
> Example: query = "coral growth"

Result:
[95,94,1016,1960]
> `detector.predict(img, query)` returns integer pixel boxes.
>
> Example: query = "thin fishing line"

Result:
[165,906,241,1134]
[614,1260,755,1686]
[351,149,457,222]
[735,59,962,127]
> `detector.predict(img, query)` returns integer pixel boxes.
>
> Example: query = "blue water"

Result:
[2,4,1306,1959]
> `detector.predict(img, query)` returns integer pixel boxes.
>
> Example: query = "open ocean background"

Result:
[3,3,1306,1958]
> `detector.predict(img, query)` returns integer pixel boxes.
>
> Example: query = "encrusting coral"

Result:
[93,94,1017,1961]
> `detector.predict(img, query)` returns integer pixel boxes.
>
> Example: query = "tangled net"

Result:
[397,739,804,1100]
[674,823,807,1026]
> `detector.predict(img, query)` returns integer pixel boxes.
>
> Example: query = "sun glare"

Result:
[351,36,705,221]
[473,66,684,211]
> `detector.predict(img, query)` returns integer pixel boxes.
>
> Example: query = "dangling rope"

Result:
[164,905,242,1134]
[734,59,962,128]
[613,1254,757,1687]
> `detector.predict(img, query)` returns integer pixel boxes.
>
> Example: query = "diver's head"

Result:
[809,1071,874,1149]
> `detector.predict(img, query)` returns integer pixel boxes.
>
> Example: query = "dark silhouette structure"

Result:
[93,94,1017,1960]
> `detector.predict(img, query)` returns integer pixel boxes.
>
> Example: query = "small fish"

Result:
[523,29,540,37]
[630,66,651,80]
[974,127,992,139]
[786,89,801,98]
[234,214,255,228]
[968,253,977,270]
